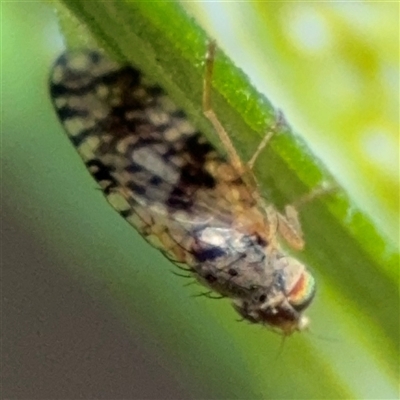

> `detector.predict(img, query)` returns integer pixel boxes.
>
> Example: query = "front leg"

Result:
[274,184,338,251]
[266,205,304,250]
[276,205,305,251]
[202,40,245,175]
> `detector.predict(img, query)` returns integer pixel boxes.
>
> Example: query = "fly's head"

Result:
[233,255,316,335]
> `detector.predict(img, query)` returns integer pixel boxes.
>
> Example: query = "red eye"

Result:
[288,271,316,312]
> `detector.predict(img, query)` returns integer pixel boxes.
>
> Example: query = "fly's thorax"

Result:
[190,226,273,298]
[232,254,316,334]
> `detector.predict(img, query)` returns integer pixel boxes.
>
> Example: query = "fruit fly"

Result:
[49,42,316,335]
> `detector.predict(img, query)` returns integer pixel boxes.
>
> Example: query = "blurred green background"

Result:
[3,1,398,399]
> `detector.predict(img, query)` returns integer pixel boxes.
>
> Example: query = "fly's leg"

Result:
[247,110,287,170]
[203,41,245,174]
[276,205,305,251]
[203,41,285,173]
[291,184,338,209]
[275,185,338,250]
[203,40,335,251]
[266,205,304,251]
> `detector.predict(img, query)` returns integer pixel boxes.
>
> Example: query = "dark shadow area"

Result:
[1,207,193,400]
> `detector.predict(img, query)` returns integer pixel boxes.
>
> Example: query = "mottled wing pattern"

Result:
[50,50,266,265]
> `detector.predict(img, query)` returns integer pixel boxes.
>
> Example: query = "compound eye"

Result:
[288,270,316,312]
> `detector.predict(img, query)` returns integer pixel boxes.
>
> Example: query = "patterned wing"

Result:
[50,50,266,266]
